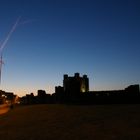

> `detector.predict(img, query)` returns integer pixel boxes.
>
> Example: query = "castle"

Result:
[20,73,140,105]
[63,73,89,93]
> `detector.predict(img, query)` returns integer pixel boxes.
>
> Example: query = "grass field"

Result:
[0,104,140,140]
[0,104,9,115]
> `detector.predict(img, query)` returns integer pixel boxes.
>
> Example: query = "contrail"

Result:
[0,16,21,88]
[0,16,33,87]
[0,55,4,86]
[19,19,37,25]
[0,16,21,53]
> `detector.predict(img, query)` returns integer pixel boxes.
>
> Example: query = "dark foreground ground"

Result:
[0,104,140,140]
[0,104,9,115]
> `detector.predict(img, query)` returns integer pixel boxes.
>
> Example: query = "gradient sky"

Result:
[0,0,140,97]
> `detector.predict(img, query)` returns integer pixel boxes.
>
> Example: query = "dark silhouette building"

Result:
[63,73,89,94]
[125,84,139,95]
[37,90,51,104]
[20,73,140,105]
[0,90,16,104]
[55,86,64,94]
[54,86,64,103]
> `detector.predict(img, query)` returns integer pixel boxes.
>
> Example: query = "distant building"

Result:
[54,86,64,103]
[125,84,140,95]
[63,73,89,94]
[0,90,16,104]
[55,86,64,94]
[19,72,140,105]
[37,90,51,104]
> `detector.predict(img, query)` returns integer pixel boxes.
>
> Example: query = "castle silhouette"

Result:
[1,73,139,105]
[20,73,140,105]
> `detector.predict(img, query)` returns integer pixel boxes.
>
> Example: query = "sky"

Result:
[0,0,140,97]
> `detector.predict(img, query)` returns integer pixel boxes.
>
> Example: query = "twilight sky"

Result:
[0,0,140,97]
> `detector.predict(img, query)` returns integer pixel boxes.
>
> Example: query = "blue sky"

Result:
[0,0,140,96]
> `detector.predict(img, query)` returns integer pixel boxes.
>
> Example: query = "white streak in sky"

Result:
[0,55,4,85]
[19,19,36,25]
[0,16,21,53]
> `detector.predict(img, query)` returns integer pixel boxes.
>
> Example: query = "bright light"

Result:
[81,87,86,93]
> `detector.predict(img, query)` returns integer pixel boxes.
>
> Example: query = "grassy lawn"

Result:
[0,104,9,115]
[0,104,140,140]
